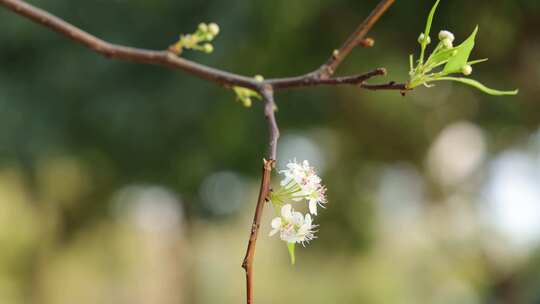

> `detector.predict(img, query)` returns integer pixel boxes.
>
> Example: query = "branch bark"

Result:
[315,0,396,79]
[0,0,403,92]
[241,87,279,304]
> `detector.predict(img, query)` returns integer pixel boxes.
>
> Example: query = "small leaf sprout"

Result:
[169,22,220,55]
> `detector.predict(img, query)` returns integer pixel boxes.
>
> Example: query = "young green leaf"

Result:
[420,0,441,63]
[233,86,262,107]
[433,77,519,95]
[443,26,478,74]
[288,242,296,265]
[425,47,457,68]
[467,58,488,65]
[424,0,441,38]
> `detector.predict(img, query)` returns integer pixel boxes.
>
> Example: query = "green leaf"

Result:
[287,242,296,265]
[443,26,478,74]
[433,77,519,96]
[424,0,441,39]
[467,58,488,65]
[420,0,441,63]
[425,47,457,68]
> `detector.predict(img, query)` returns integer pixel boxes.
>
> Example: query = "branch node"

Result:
[359,37,375,48]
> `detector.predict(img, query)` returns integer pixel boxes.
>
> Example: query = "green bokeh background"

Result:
[1,0,540,303]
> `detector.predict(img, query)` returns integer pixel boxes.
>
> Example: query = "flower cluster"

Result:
[268,160,327,263]
[278,160,327,216]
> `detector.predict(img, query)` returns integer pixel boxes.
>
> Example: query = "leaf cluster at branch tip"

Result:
[233,75,264,107]
[407,0,518,96]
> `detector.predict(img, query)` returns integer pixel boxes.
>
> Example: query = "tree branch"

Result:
[0,0,403,92]
[241,87,279,304]
[0,2,402,304]
[362,81,408,91]
[268,68,387,90]
[315,0,396,79]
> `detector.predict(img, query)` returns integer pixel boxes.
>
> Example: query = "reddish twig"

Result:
[315,0,396,79]
[241,86,279,304]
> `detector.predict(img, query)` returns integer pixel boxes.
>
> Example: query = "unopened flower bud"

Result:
[462,65,473,76]
[418,33,431,45]
[198,23,208,32]
[202,43,213,53]
[208,23,220,36]
[438,30,455,42]
[442,39,453,49]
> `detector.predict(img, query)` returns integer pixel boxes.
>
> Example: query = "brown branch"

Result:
[268,68,387,90]
[362,81,408,91]
[0,0,402,93]
[241,87,279,304]
[315,0,396,79]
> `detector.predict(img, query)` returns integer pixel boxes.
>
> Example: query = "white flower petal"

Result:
[305,214,312,225]
[309,200,318,215]
[271,217,282,229]
[281,204,292,219]
[291,211,304,226]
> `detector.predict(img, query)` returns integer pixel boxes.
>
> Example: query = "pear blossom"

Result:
[277,160,328,215]
[269,204,316,244]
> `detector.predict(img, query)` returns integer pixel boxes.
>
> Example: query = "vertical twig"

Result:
[241,86,279,304]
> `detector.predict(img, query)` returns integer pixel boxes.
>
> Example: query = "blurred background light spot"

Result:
[113,185,183,233]
[199,171,247,216]
[277,132,325,173]
[482,150,540,250]
[376,163,425,225]
[427,122,486,187]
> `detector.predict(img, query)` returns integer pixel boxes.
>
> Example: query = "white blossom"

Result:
[269,204,316,244]
[278,160,327,215]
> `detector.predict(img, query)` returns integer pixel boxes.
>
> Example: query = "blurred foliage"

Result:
[0,0,540,303]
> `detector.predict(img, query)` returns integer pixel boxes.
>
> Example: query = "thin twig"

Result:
[268,68,386,90]
[241,87,279,304]
[361,81,408,91]
[0,0,402,92]
[315,0,396,79]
